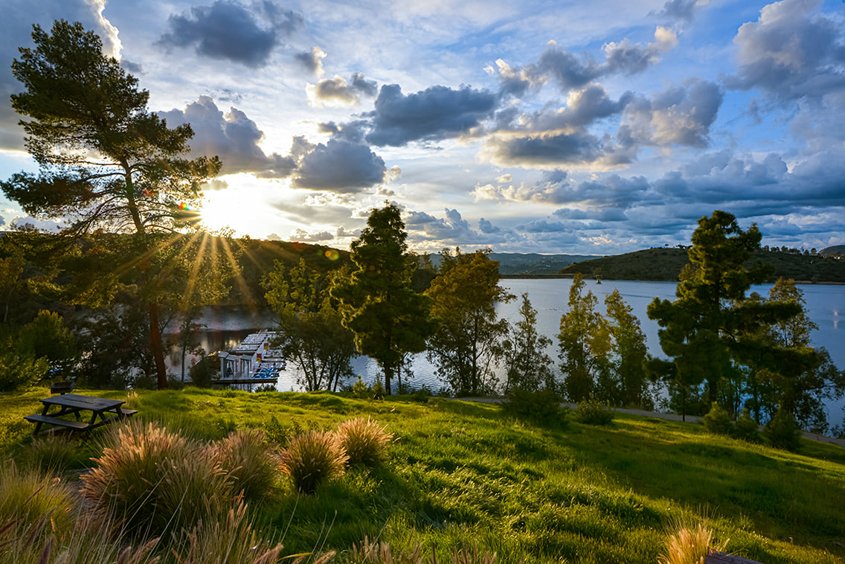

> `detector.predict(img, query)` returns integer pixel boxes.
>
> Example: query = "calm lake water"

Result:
[165,279,845,422]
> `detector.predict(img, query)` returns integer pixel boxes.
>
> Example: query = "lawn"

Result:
[2,386,844,563]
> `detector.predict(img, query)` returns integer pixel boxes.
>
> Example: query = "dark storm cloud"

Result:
[521,85,632,130]
[159,1,303,67]
[620,80,722,147]
[159,96,295,177]
[309,73,377,106]
[291,136,387,191]
[365,84,498,146]
[727,0,845,100]
[487,131,608,167]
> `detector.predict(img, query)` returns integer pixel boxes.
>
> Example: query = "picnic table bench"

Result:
[25,393,136,435]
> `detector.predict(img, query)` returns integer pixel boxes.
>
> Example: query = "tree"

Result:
[264,258,355,392]
[754,278,844,432]
[648,210,767,408]
[503,293,554,394]
[1,21,221,389]
[604,290,650,407]
[332,204,433,395]
[426,249,513,396]
[558,273,610,402]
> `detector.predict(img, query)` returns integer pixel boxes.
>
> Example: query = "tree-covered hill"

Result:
[561,247,845,283]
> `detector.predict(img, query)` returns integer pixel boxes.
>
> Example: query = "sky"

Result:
[0,0,843,255]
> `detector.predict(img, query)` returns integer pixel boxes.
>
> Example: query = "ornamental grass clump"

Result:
[573,399,614,425]
[80,420,232,536]
[19,433,81,475]
[279,430,347,494]
[337,417,391,467]
[659,522,726,564]
[210,429,278,501]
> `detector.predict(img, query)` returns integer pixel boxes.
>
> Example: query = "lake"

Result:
[165,279,845,422]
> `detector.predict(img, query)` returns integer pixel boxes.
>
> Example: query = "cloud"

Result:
[519,84,632,131]
[0,0,123,150]
[294,46,326,76]
[290,228,334,242]
[478,218,501,234]
[365,84,498,146]
[652,0,709,23]
[290,136,388,191]
[495,26,677,95]
[159,96,295,177]
[307,73,378,106]
[484,130,613,168]
[159,0,303,67]
[727,0,845,100]
[475,170,648,207]
[620,79,722,147]
[405,208,475,241]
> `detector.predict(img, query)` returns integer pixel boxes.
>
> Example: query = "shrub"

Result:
[733,409,760,442]
[81,420,232,536]
[659,523,726,564]
[765,409,802,451]
[279,430,347,494]
[504,388,566,427]
[210,429,278,500]
[352,376,368,398]
[337,418,392,467]
[573,399,614,425]
[703,402,734,436]
[0,350,49,391]
[370,379,385,400]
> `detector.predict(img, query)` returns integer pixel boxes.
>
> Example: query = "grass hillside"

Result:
[2,387,844,562]
[562,247,845,283]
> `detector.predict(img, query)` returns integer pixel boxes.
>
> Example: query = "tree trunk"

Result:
[149,302,168,389]
[384,363,393,396]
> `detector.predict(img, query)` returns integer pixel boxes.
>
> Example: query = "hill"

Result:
[820,245,845,258]
[562,247,845,283]
[2,387,844,562]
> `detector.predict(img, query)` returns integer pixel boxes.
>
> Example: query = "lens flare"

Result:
[324,249,340,261]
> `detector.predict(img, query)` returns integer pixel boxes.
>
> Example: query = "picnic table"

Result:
[25,393,137,434]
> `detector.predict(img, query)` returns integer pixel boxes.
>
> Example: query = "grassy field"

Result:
[2,387,844,563]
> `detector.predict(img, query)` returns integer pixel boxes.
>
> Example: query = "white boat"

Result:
[215,330,285,385]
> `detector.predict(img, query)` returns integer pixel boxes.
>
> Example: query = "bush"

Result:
[279,430,347,494]
[210,429,278,501]
[504,388,566,427]
[765,409,802,451]
[80,421,232,536]
[573,399,614,425]
[337,418,391,467]
[733,409,760,442]
[702,402,734,436]
[352,376,368,398]
[0,350,49,391]
[190,355,215,388]
[370,379,385,400]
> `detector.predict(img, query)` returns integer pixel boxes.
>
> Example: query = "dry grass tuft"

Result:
[337,418,392,468]
[659,522,727,564]
[279,430,347,494]
[209,428,278,501]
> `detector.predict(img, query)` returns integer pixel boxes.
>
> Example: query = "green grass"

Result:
[2,386,844,562]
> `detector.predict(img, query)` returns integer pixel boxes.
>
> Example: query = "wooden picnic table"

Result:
[25,393,137,434]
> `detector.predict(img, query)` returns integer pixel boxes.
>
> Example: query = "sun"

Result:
[199,177,289,238]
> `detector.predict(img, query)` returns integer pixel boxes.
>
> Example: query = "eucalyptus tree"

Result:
[503,293,555,395]
[426,249,513,396]
[332,203,433,394]
[604,289,650,407]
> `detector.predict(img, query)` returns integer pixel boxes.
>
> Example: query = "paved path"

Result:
[455,397,845,448]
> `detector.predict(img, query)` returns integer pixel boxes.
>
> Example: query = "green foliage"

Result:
[558,274,610,402]
[263,257,354,391]
[16,309,76,375]
[210,429,278,501]
[279,430,348,494]
[733,409,760,443]
[0,348,49,391]
[333,204,434,394]
[703,402,734,436]
[426,249,513,396]
[604,290,651,408]
[765,409,802,451]
[18,434,83,475]
[0,463,77,546]
[189,354,215,387]
[573,399,615,425]
[503,388,566,427]
[337,418,392,467]
[504,293,555,394]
